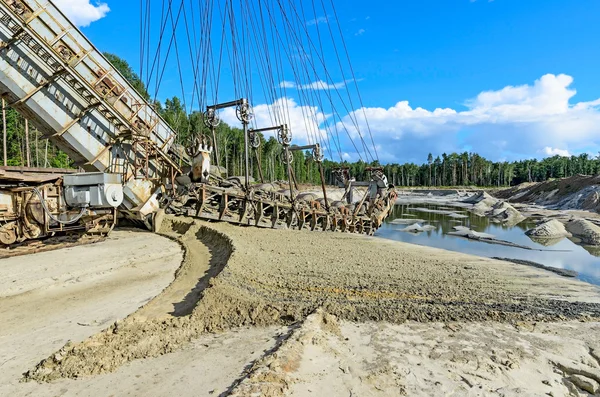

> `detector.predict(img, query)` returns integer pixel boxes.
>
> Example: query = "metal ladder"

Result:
[0,0,182,213]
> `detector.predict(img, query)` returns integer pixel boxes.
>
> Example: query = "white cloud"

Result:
[279,79,354,91]
[355,29,366,36]
[53,0,110,27]
[339,74,600,162]
[307,16,328,26]
[219,98,328,146]
[300,80,348,90]
[279,81,296,89]
[543,147,571,157]
[220,74,600,164]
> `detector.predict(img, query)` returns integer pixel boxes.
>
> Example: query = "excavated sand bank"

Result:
[25,216,600,382]
[495,174,600,212]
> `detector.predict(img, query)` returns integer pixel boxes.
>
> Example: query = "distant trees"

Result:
[0,101,71,168]
[376,152,600,188]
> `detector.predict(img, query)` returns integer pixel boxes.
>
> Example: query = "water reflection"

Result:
[376,203,600,286]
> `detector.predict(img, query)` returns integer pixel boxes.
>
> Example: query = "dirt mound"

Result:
[566,219,600,246]
[526,219,571,239]
[24,218,240,382]
[495,175,600,212]
[466,191,525,225]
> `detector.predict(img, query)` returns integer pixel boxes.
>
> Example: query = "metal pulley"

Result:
[236,102,253,123]
[0,223,17,245]
[203,109,221,128]
[313,143,324,162]
[105,185,125,208]
[277,125,292,145]
[185,135,202,158]
[283,149,293,163]
[185,134,212,158]
[248,129,261,148]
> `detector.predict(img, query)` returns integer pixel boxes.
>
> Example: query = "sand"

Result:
[399,223,436,233]
[526,219,572,239]
[566,219,600,246]
[22,216,600,380]
[3,216,600,396]
[235,310,600,396]
[0,229,183,396]
[495,174,600,213]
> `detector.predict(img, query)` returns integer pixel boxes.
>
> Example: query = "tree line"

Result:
[378,152,600,188]
[1,52,599,188]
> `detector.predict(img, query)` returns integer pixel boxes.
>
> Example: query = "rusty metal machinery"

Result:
[164,99,397,236]
[166,178,396,235]
[0,0,182,227]
[0,0,396,246]
[0,167,121,245]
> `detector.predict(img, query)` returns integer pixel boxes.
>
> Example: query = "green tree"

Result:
[103,52,150,100]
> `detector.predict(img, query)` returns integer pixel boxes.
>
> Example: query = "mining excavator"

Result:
[0,0,396,247]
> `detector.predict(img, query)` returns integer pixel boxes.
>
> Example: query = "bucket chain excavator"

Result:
[0,0,396,246]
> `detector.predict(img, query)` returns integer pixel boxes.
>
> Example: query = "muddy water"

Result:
[377,204,600,286]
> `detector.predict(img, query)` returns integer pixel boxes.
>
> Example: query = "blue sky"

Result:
[58,0,600,164]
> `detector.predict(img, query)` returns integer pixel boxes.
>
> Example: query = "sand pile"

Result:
[400,223,436,233]
[465,191,526,225]
[489,201,526,225]
[390,218,426,225]
[448,226,495,239]
[526,219,571,239]
[566,219,600,246]
[582,189,600,212]
[463,191,496,205]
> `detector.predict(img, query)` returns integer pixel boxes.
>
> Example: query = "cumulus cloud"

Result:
[53,0,110,27]
[279,81,296,89]
[340,74,600,162]
[219,98,328,146]
[543,147,571,157]
[355,29,366,36]
[306,16,328,26]
[219,74,600,164]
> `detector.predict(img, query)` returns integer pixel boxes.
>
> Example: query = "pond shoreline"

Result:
[378,193,600,286]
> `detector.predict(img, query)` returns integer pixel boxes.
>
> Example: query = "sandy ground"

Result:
[234,310,600,396]
[0,230,182,396]
[3,218,600,396]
